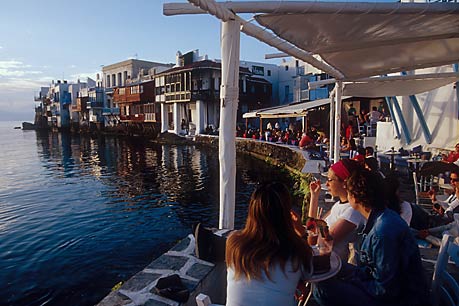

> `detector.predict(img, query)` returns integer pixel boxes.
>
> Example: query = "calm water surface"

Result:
[0,121,293,306]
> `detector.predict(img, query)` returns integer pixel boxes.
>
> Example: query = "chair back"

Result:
[431,234,459,306]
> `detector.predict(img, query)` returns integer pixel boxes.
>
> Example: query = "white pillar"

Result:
[196,100,203,134]
[173,102,180,135]
[219,19,240,230]
[333,82,343,163]
[329,92,335,163]
[161,103,168,133]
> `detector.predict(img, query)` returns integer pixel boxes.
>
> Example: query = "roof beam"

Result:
[164,1,459,15]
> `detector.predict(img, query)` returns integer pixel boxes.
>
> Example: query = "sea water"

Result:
[0,122,293,306]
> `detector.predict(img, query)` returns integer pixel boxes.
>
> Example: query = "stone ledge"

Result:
[96,234,218,306]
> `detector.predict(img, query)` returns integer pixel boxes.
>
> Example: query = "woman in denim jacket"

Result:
[314,168,429,306]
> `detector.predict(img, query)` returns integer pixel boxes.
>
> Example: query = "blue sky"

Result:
[0,0,285,121]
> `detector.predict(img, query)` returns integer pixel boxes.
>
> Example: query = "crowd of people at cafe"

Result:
[221,126,459,305]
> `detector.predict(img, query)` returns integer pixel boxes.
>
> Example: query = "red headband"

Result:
[330,161,350,181]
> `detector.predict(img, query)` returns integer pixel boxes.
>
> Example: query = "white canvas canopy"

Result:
[255,8,459,79]
[243,97,332,118]
[342,73,459,98]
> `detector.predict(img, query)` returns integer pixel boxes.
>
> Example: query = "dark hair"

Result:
[346,169,385,210]
[365,146,374,155]
[364,157,379,173]
[384,175,401,215]
[226,182,312,280]
[349,138,357,151]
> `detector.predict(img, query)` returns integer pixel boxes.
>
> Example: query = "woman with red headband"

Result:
[306,159,365,262]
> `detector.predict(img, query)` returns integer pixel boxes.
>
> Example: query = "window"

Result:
[106,75,110,88]
[123,71,128,85]
[285,85,289,97]
[252,65,264,76]
[117,73,122,86]
[285,65,289,71]
[267,70,271,77]
[112,75,116,87]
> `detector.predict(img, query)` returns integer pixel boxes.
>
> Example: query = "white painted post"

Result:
[329,91,335,163]
[173,102,180,135]
[333,82,343,163]
[196,100,203,135]
[161,103,168,133]
[219,19,240,230]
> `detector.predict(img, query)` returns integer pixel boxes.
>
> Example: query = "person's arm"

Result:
[308,180,321,218]
[329,219,357,244]
[290,210,307,238]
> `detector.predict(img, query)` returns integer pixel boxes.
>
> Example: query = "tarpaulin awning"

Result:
[255,4,459,79]
[342,72,459,98]
[243,97,332,119]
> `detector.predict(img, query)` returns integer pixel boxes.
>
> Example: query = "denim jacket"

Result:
[352,208,429,306]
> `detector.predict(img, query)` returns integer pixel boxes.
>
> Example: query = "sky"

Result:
[0,0,287,121]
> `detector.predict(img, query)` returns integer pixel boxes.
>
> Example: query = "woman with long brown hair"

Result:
[226,182,312,306]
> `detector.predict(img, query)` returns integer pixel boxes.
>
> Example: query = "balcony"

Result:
[87,101,104,109]
[144,113,157,122]
[71,104,81,112]
[102,108,120,116]
[120,114,145,122]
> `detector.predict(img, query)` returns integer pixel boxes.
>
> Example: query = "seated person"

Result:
[428,169,459,225]
[314,169,429,306]
[365,146,374,158]
[366,106,382,125]
[293,159,365,262]
[226,182,312,306]
[442,143,459,163]
[384,175,412,225]
[299,133,314,150]
[414,169,459,245]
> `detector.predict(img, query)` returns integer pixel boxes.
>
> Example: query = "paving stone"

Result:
[122,272,162,292]
[97,291,131,306]
[147,255,188,271]
[186,262,213,280]
[143,298,173,306]
[170,237,191,253]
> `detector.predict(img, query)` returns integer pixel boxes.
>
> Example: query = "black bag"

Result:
[154,274,189,303]
[194,223,227,263]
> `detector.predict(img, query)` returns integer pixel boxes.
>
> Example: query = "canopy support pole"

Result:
[333,82,343,163]
[218,19,240,230]
[401,72,432,144]
[329,90,335,163]
[454,64,459,119]
[390,96,412,144]
[384,97,401,139]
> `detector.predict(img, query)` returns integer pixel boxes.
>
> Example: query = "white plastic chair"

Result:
[431,234,459,306]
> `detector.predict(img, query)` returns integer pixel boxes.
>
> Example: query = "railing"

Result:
[87,101,104,109]
[102,108,120,115]
[120,114,145,122]
[145,113,156,122]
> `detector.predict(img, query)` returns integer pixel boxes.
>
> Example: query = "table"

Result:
[316,143,328,153]
[407,158,427,173]
[384,151,400,172]
[298,252,342,306]
[439,183,454,191]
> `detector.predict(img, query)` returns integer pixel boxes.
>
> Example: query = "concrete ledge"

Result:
[96,234,223,306]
